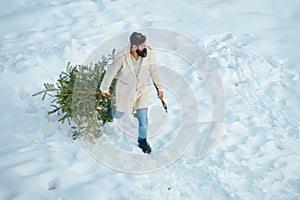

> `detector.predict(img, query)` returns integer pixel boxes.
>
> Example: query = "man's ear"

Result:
[131,45,137,51]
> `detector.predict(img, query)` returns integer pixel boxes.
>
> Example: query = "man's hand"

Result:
[157,91,164,100]
[101,91,110,97]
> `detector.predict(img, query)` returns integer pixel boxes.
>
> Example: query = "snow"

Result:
[1,0,300,199]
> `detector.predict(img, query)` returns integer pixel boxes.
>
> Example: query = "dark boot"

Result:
[138,139,151,154]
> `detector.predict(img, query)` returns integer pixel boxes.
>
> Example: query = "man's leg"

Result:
[110,108,124,119]
[136,108,148,139]
[136,108,151,153]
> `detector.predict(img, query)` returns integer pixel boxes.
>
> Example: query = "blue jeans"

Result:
[110,108,148,140]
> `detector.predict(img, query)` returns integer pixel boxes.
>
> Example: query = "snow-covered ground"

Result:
[1,0,299,199]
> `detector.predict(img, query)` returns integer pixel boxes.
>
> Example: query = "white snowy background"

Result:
[0,0,299,199]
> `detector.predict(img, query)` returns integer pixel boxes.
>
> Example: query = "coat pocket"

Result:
[139,83,150,93]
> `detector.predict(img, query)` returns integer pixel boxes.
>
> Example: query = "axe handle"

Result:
[154,83,168,113]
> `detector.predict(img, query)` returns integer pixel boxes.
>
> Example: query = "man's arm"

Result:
[149,52,163,99]
[100,53,123,95]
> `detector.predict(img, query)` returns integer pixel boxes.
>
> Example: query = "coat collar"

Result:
[124,44,137,77]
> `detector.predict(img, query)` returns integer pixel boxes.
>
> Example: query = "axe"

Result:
[154,83,168,113]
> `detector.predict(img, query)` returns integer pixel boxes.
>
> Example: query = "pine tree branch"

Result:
[83,96,102,140]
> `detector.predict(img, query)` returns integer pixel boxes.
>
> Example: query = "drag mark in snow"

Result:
[201,33,300,199]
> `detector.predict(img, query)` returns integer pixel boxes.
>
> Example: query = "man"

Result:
[100,32,163,154]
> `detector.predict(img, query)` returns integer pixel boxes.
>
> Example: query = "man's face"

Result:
[137,41,147,51]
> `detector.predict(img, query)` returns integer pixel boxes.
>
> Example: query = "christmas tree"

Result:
[33,49,117,141]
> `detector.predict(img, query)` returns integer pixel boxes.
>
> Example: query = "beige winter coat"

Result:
[100,45,163,113]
